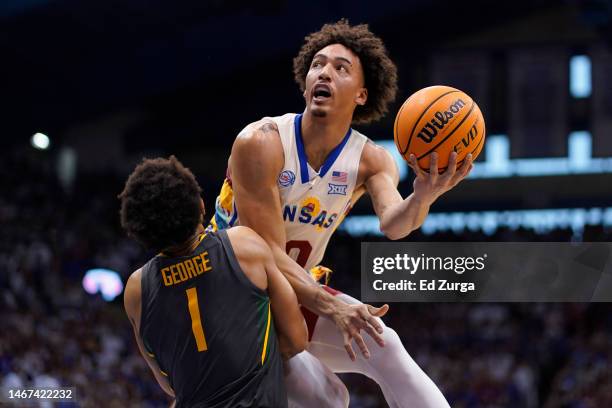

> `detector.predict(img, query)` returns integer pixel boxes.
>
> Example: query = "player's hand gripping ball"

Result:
[394,85,485,173]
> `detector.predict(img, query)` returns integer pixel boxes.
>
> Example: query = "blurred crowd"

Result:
[1,148,612,407]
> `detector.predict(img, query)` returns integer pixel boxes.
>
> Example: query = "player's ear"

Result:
[199,198,205,220]
[303,88,308,100]
[355,87,368,106]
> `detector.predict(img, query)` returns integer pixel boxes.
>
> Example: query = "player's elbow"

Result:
[290,327,309,357]
[296,320,309,352]
[279,336,307,361]
[380,221,412,241]
[381,226,401,240]
[279,322,308,360]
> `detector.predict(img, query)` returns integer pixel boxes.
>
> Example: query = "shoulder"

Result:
[231,118,284,172]
[125,267,143,297]
[362,139,395,165]
[235,118,281,148]
[225,227,269,290]
[225,226,271,261]
[358,139,398,184]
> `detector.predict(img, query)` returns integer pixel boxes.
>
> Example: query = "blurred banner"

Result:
[361,242,612,302]
[509,48,568,158]
[592,44,612,156]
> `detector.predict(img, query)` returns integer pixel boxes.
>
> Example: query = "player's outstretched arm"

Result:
[364,142,473,240]
[124,269,176,400]
[230,121,388,360]
[228,226,308,360]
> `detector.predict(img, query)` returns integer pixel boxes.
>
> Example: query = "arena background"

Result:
[2,0,612,406]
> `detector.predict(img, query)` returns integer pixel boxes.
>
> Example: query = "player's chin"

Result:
[310,107,328,118]
[307,100,331,117]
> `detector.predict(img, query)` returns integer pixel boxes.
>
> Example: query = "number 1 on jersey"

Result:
[186,287,208,352]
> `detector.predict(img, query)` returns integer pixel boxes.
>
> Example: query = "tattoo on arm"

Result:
[258,122,279,134]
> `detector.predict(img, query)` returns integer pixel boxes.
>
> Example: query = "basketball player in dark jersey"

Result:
[120,156,307,407]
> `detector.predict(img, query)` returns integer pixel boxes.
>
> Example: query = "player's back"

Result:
[139,229,286,408]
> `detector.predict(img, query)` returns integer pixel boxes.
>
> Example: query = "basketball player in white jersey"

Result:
[207,20,472,407]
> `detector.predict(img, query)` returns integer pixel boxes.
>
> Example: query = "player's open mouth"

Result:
[313,84,332,102]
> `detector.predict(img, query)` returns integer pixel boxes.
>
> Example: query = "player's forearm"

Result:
[269,245,343,318]
[268,276,308,356]
[379,193,433,240]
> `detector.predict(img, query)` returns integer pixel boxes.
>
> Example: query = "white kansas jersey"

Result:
[208,113,368,271]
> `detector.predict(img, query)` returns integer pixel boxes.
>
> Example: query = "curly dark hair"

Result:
[118,156,202,252]
[293,19,398,124]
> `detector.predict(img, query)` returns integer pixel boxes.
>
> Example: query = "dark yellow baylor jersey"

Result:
[139,230,287,408]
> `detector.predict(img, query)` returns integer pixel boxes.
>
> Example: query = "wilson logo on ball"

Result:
[417,99,467,143]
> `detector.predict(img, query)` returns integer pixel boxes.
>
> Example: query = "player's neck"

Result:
[161,224,205,257]
[301,111,352,170]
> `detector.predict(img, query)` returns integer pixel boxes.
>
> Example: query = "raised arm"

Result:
[230,121,387,360]
[124,269,176,400]
[227,225,307,360]
[363,141,473,240]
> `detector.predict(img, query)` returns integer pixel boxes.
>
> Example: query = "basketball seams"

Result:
[417,117,484,173]
[404,90,460,155]
[416,100,476,161]
[468,120,486,159]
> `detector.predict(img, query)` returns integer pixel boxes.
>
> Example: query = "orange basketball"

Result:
[393,85,485,173]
